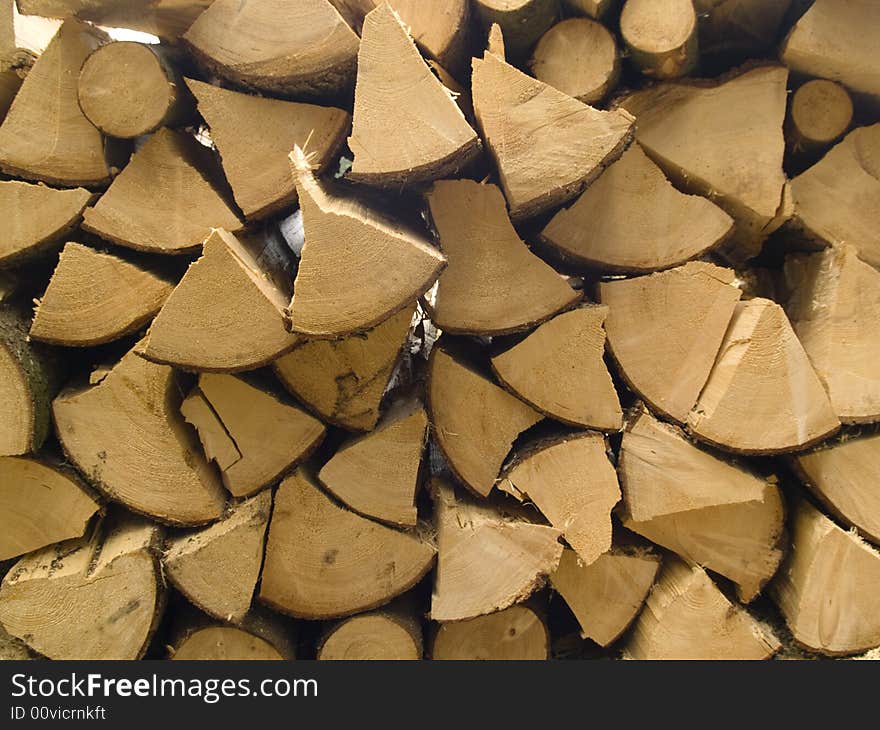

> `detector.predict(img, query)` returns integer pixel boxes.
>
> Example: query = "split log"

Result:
[529,18,619,105]
[687,297,840,454]
[77,42,193,139]
[183,0,360,98]
[0,514,164,660]
[780,0,880,99]
[490,306,622,431]
[170,610,295,660]
[424,179,580,335]
[52,344,227,526]
[789,125,880,269]
[472,50,634,221]
[0,306,60,456]
[164,491,272,623]
[598,262,742,423]
[319,604,422,660]
[785,245,880,424]
[318,398,427,527]
[472,0,558,58]
[772,498,880,656]
[430,477,562,622]
[541,144,733,272]
[786,80,853,156]
[287,155,445,337]
[551,546,660,647]
[0,455,100,561]
[561,0,615,19]
[142,229,300,372]
[0,181,91,268]
[624,558,780,659]
[0,57,26,123]
[619,408,786,601]
[182,374,325,497]
[347,5,480,188]
[619,65,789,262]
[620,0,698,79]
[431,604,549,660]
[30,242,175,347]
[500,433,622,566]
[273,306,414,432]
[693,0,791,62]
[81,128,242,255]
[0,20,109,187]
[17,0,211,39]
[185,78,350,221]
[0,624,36,661]
[260,469,436,619]
[428,345,543,498]
[793,433,880,546]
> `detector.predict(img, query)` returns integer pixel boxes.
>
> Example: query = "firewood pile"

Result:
[1,0,879,661]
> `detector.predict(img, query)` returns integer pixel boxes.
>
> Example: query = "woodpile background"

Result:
[0,0,878,661]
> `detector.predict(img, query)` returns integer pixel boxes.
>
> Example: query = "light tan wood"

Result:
[30,242,174,347]
[425,179,580,335]
[500,433,621,566]
[0,181,92,267]
[183,0,359,97]
[0,515,163,660]
[82,128,241,255]
[164,492,272,623]
[542,144,734,272]
[260,469,436,619]
[428,346,543,498]
[789,125,880,269]
[274,306,414,432]
[347,4,479,187]
[432,604,549,660]
[625,558,780,659]
[687,297,840,454]
[431,477,562,622]
[693,0,791,60]
[472,50,634,221]
[0,624,36,661]
[319,398,427,527]
[288,155,445,337]
[491,306,622,431]
[562,0,615,19]
[486,22,505,58]
[143,229,300,372]
[77,42,191,139]
[598,262,742,423]
[781,0,880,99]
[0,306,59,456]
[788,80,853,154]
[319,612,422,660]
[551,546,660,646]
[772,498,880,656]
[794,433,880,546]
[0,455,100,561]
[185,79,349,221]
[0,20,108,186]
[785,245,880,423]
[619,65,789,262]
[17,0,211,39]
[183,374,324,497]
[529,18,619,105]
[172,625,285,660]
[53,344,226,526]
[472,0,558,57]
[619,408,785,602]
[620,0,697,79]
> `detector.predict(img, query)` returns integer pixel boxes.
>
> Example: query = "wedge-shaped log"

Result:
[431,477,562,622]
[182,374,325,497]
[53,345,226,525]
[472,50,634,221]
[425,179,580,335]
[260,469,436,619]
[598,262,742,423]
[0,514,163,660]
[432,604,548,660]
[164,492,272,623]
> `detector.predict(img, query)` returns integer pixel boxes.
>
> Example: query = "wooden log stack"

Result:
[1,0,879,661]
